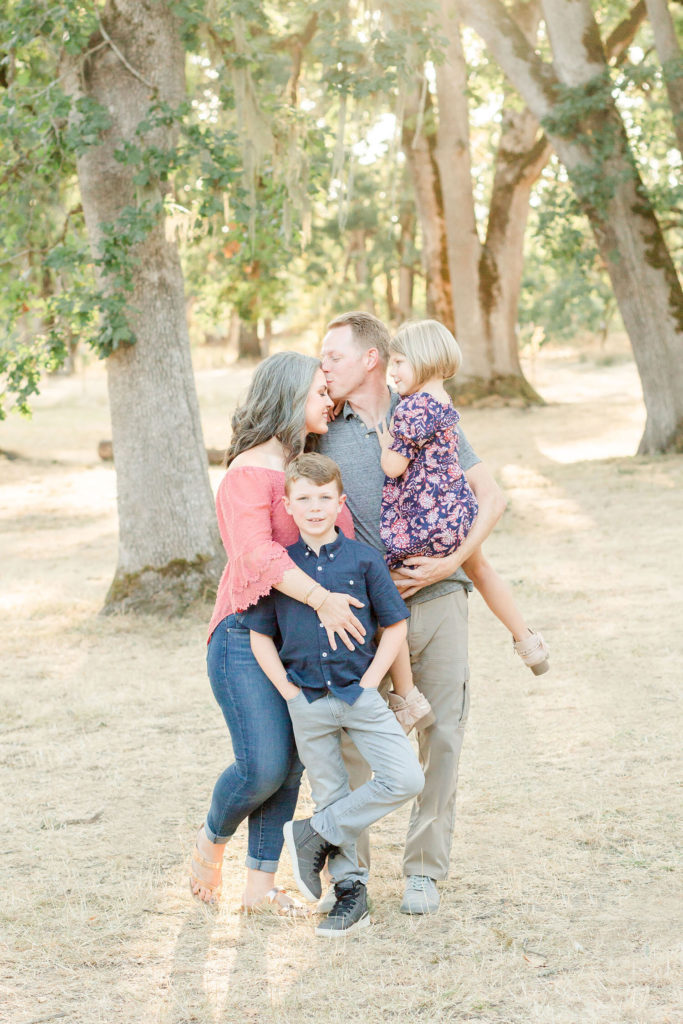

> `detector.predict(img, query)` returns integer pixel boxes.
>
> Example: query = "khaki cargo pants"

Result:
[342,589,470,880]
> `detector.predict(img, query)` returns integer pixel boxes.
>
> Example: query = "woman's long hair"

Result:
[226,351,321,467]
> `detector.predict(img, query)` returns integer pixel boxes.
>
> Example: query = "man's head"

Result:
[321,311,391,403]
[283,453,346,542]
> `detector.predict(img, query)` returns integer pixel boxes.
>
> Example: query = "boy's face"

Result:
[283,477,346,541]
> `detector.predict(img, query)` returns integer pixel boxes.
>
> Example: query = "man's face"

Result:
[321,325,371,403]
[283,478,345,540]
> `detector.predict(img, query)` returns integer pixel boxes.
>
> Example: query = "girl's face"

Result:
[303,368,334,435]
[388,353,417,396]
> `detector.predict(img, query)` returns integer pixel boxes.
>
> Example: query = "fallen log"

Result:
[98,441,226,466]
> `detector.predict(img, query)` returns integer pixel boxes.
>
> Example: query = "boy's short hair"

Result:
[284,453,344,495]
[326,311,390,366]
[391,319,462,388]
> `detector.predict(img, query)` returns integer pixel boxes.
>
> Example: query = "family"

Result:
[189,311,549,936]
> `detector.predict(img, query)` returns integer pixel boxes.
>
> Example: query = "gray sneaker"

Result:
[283,818,335,902]
[400,875,440,914]
[315,879,370,937]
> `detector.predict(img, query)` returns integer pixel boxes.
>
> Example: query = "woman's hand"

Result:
[390,552,460,598]
[316,591,366,652]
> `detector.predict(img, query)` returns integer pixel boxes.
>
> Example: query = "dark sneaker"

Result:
[283,818,336,902]
[315,879,370,937]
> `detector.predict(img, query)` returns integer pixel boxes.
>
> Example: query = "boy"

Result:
[244,453,424,936]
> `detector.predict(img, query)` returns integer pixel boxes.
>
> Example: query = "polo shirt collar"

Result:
[341,387,399,420]
[294,528,346,560]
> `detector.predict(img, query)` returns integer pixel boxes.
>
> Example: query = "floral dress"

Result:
[379,392,479,570]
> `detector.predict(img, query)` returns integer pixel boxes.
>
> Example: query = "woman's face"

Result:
[304,368,334,435]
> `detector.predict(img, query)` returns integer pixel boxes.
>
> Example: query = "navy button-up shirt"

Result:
[242,530,409,705]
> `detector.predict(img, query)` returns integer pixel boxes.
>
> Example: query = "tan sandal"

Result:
[513,628,550,675]
[388,687,436,734]
[189,829,223,904]
[240,886,310,918]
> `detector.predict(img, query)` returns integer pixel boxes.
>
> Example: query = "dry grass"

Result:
[1,344,681,1024]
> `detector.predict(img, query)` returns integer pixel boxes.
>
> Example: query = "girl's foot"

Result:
[513,628,549,675]
[387,686,435,734]
[190,826,224,904]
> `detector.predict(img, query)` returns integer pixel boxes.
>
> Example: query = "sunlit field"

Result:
[1,342,680,1024]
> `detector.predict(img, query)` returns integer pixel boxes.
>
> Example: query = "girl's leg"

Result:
[461,547,531,641]
[192,616,303,904]
[388,640,414,698]
[386,638,435,734]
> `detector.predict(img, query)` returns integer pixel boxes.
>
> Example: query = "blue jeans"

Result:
[205,614,303,872]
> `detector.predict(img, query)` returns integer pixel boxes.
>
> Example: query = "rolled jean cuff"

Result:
[203,819,231,845]
[245,854,279,873]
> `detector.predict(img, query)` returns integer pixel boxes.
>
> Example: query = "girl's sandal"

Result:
[240,886,310,918]
[189,831,223,905]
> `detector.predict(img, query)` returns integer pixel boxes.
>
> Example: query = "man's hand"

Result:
[391,552,461,598]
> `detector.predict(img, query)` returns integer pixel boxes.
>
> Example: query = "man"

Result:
[318,311,506,914]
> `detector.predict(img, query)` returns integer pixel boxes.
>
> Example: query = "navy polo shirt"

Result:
[243,530,409,705]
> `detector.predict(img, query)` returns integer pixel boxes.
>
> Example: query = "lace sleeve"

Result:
[216,469,295,611]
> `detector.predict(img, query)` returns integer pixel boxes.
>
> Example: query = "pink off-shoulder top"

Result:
[207,465,355,640]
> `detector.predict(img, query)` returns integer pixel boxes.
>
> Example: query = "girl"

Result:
[377,320,549,711]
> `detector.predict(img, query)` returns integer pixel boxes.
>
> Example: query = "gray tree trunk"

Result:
[644,0,683,154]
[64,1,222,613]
[401,77,455,333]
[460,0,683,453]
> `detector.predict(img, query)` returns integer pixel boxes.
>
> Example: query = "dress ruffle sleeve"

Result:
[216,469,295,612]
[388,393,440,460]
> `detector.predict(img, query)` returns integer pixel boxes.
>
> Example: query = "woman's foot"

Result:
[190,826,225,904]
[387,686,435,734]
[240,886,310,918]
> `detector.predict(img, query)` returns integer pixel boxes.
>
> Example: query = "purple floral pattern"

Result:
[380,392,479,569]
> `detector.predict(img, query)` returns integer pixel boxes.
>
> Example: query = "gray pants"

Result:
[287,687,424,885]
[342,590,470,880]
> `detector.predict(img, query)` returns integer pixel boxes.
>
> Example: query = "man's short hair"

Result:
[326,311,390,366]
[284,453,344,495]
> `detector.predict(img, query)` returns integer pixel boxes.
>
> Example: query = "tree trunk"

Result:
[401,76,455,332]
[433,1,487,377]
[643,0,683,154]
[397,199,416,322]
[460,0,683,453]
[64,1,222,613]
[237,319,261,359]
[433,1,543,401]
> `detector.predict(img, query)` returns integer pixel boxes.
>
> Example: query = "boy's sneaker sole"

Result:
[283,820,319,902]
[315,912,371,937]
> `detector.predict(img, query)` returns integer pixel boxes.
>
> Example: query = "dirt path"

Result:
[1,349,680,1024]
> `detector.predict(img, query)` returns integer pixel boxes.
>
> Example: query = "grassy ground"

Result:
[0,344,680,1024]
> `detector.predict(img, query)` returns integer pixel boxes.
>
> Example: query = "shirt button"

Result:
[349,580,354,585]
[317,566,323,572]
[326,681,331,686]
[330,554,334,559]
[322,652,327,658]
[319,622,324,628]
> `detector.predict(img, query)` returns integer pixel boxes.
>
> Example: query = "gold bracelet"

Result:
[303,582,319,606]
[314,590,330,613]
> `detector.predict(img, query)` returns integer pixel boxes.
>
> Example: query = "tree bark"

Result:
[237,319,261,359]
[64,1,222,613]
[401,76,455,332]
[460,0,683,453]
[643,0,683,154]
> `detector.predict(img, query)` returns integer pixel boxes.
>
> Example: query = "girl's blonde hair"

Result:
[391,319,462,388]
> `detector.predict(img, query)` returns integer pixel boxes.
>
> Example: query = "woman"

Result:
[190,351,364,913]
